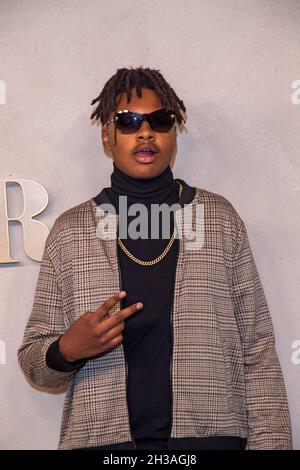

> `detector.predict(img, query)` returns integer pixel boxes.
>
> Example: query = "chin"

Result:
[128,165,165,179]
[114,155,171,178]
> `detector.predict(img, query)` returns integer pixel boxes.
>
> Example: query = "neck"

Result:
[107,162,179,209]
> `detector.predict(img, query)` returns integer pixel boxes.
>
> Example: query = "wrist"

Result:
[58,335,78,363]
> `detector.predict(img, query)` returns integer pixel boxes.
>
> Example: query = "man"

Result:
[18,66,292,450]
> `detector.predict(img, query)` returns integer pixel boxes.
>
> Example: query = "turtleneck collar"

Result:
[106,162,180,210]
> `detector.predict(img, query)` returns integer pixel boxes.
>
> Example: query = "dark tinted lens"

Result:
[115,112,142,133]
[115,109,175,133]
[148,109,175,132]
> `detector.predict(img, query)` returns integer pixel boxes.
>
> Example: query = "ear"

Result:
[101,126,112,152]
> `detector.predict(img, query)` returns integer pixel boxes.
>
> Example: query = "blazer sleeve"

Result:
[17,219,85,388]
[231,217,293,450]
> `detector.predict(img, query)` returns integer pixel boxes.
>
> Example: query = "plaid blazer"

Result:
[17,186,292,450]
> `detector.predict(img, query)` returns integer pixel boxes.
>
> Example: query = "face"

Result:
[101,87,177,179]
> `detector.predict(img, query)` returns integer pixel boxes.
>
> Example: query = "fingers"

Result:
[97,301,144,335]
[110,301,143,322]
[105,334,124,352]
[94,291,127,320]
[98,321,125,345]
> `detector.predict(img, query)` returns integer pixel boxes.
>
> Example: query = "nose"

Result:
[136,119,155,140]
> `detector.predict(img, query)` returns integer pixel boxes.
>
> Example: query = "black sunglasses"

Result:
[103,108,176,134]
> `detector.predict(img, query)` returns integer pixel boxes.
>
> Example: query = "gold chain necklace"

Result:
[117,181,183,266]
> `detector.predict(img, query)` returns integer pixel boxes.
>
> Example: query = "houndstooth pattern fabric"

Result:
[17,187,292,450]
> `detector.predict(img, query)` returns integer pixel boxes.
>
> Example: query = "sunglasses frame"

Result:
[103,108,176,133]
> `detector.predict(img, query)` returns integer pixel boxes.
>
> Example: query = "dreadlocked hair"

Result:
[90,66,186,127]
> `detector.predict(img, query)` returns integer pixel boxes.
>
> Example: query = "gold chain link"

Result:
[117,181,183,266]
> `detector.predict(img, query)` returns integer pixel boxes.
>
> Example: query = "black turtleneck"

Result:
[105,163,180,449]
[105,162,182,258]
[46,162,197,450]
[106,162,180,208]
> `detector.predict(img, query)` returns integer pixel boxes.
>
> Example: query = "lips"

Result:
[132,143,159,155]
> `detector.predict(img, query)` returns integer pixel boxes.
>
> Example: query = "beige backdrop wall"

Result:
[0,0,299,449]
